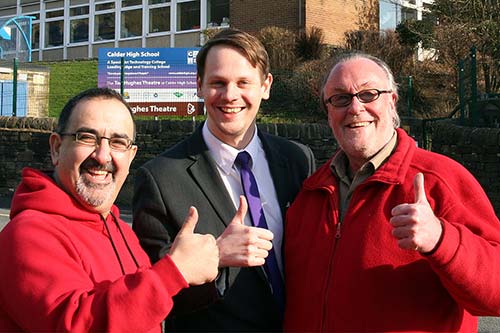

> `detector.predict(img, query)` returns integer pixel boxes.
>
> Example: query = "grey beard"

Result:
[76,175,116,207]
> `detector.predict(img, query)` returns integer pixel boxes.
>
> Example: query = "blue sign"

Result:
[98,48,203,116]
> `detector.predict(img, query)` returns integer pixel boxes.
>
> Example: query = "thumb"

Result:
[232,195,248,225]
[179,206,199,235]
[413,173,428,204]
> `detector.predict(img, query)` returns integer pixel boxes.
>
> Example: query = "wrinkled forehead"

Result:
[326,58,389,90]
[68,97,134,135]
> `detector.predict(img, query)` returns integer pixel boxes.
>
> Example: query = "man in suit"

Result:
[132,28,315,331]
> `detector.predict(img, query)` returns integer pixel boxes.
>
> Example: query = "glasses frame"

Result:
[59,131,135,152]
[325,89,392,108]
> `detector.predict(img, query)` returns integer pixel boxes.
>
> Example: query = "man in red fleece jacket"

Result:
[0,88,228,332]
[284,53,500,332]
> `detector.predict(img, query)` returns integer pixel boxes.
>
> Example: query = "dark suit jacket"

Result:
[132,123,315,332]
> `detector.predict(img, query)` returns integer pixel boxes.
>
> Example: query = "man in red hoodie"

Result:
[284,53,500,332]
[0,88,230,332]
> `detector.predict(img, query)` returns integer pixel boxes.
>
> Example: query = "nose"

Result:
[93,138,113,164]
[221,83,239,101]
[347,95,365,115]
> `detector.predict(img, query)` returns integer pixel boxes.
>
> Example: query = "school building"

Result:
[0,0,433,62]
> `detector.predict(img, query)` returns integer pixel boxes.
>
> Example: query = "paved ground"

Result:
[0,196,499,331]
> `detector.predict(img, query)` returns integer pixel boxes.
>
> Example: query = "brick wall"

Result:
[230,0,301,34]
[305,0,365,45]
[1,117,499,217]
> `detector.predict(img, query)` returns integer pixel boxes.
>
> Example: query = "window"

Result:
[121,8,142,38]
[46,9,63,18]
[379,0,398,30]
[149,0,170,3]
[70,18,88,43]
[177,0,200,31]
[45,20,63,47]
[95,2,116,41]
[149,6,170,33]
[32,22,39,49]
[402,7,417,21]
[207,0,229,27]
[96,2,115,11]
[122,0,142,6]
[95,12,115,40]
[70,4,89,44]
[70,6,89,16]
[44,7,64,47]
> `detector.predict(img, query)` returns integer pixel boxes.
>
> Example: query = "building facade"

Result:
[0,0,432,62]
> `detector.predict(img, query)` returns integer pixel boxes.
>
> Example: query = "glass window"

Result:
[207,0,229,27]
[70,5,89,16]
[26,13,40,20]
[149,0,170,3]
[122,0,142,7]
[32,22,39,49]
[177,1,200,31]
[402,7,417,21]
[45,20,63,47]
[149,6,170,33]
[95,13,115,40]
[70,18,89,43]
[379,0,398,30]
[121,8,142,38]
[46,9,63,18]
[96,2,115,11]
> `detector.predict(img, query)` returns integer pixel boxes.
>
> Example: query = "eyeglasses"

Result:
[325,89,392,107]
[59,131,135,152]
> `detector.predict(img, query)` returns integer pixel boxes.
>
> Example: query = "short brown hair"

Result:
[196,28,270,82]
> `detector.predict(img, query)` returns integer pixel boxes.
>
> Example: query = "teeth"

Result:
[220,107,242,113]
[88,169,108,176]
[348,121,371,128]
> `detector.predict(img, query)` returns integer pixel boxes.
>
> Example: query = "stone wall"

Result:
[0,116,499,216]
[0,117,336,206]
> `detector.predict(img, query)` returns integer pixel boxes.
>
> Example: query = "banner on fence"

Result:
[98,48,204,117]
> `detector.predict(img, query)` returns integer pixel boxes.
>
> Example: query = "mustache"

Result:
[80,158,116,173]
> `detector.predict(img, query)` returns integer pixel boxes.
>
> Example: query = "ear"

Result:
[261,73,273,100]
[128,145,138,165]
[49,132,62,166]
[196,76,203,98]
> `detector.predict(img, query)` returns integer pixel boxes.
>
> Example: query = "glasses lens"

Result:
[75,132,98,145]
[331,94,352,107]
[358,90,379,103]
[109,138,131,151]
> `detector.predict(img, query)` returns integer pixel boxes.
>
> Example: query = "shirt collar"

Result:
[202,122,262,174]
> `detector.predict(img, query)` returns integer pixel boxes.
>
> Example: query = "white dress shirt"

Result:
[202,122,284,274]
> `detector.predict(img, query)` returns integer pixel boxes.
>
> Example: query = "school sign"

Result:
[98,48,204,117]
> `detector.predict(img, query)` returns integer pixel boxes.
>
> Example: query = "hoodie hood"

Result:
[10,168,120,228]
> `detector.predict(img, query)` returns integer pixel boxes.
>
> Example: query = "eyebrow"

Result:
[75,127,131,139]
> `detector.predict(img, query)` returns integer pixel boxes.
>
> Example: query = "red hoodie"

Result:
[0,168,188,332]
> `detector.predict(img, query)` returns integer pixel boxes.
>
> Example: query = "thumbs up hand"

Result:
[217,196,274,268]
[390,173,443,253]
[169,206,219,285]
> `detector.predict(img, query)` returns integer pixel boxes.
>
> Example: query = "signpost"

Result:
[98,47,204,117]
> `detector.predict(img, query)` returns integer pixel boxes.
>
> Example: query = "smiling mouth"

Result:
[219,107,244,113]
[84,168,112,182]
[347,121,372,128]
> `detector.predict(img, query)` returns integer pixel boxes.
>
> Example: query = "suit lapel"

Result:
[259,131,290,217]
[185,124,236,226]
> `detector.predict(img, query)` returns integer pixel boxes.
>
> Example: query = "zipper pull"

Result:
[335,221,342,239]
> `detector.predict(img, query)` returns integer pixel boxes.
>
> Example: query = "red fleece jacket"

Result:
[0,168,188,332]
[284,128,500,332]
